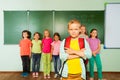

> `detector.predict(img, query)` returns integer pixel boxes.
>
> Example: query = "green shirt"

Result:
[32,40,42,53]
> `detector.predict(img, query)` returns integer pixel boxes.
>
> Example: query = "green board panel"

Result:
[29,11,53,39]
[4,11,28,44]
[54,11,104,43]
[4,11,104,44]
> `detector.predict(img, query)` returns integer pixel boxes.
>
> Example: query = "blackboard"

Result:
[4,11,104,44]
[54,11,104,43]
[4,11,53,44]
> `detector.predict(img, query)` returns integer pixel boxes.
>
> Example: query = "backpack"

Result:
[59,36,85,77]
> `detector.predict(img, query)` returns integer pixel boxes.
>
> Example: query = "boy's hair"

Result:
[43,29,51,38]
[53,32,61,40]
[89,28,98,38]
[22,30,31,39]
[80,24,88,35]
[68,19,81,28]
[33,32,40,39]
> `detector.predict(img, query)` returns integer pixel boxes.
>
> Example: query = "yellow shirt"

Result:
[67,39,82,74]
[32,40,42,53]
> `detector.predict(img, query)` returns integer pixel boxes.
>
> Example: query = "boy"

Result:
[60,19,92,80]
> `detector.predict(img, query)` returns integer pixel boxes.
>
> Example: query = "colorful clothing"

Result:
[87,38,100,54]
[51,40,61,55]
[32,40,42,53]
[60,39,92,80]
[42,53,51,75]
[67,39,82,74]
[19,39,32,56]
[42,38,52,53]
[88,38,102,79]
[51,40,61,74]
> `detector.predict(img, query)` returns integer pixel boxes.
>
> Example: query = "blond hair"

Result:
[43,29,51,38]
[68,19,81,28]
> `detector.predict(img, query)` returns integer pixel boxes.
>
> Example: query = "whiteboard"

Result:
[105,3,120,48]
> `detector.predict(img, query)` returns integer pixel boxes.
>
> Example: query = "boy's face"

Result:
[68,23,81,38]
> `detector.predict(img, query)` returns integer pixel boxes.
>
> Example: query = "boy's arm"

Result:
[84,39,92,59]
[60,39,81,60]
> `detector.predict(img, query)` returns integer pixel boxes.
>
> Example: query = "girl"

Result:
[42,29,52,79]
[19,30,31,77]
[31,32,42,77]
[51,32,61,78]
[88,29,105,80]
[79,24,89,79]
[79,24,88,39]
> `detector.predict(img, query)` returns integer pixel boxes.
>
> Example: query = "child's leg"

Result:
[89,56,95,78]
[26,56,30,73]
[46,54,51,77]
[53,55,58,74]
[32,53,36,73]
[36,54,41,72]
[95,54,102,79]
[56,55,61,73]
[42,53,47,75]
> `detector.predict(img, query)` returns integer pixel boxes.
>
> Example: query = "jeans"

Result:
[32,53,41,72]
[89,54,102,79]
[21,56,30,73]
[52,55,61,74]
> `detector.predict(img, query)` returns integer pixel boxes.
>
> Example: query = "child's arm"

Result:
[65,48,85,58]
[92,42,101,56]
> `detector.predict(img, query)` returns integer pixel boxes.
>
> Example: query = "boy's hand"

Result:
[64,47,74,55]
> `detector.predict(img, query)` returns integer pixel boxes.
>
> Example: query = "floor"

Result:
[0,72,120,80]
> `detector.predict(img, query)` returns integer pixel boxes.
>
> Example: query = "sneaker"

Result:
[21,72,25,77]
[90,78,94,80]
[47,74,50,79]
[32,72,35,78]
[98,79,107,80]
[23,72,29,77]
[54,74,58,78]
[35,72,38,77]
[44,74,47,79]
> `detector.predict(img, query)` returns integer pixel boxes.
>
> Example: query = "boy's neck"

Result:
[71,36,79,40]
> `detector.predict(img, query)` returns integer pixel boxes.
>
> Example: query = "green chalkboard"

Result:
[4,11,28,44]
[4,11,53,44]
[54,11,104,43]
[4,11,104,44]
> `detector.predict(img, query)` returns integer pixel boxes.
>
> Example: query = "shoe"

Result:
[21,72,25,77]
[47,74,50,79]
[54,74,58,78]
[98,79,107,80]
[32,72,35,78]
[23,72,29,77]
[44,74,47,79]
[90,78,94,80]
[35,72,38,77]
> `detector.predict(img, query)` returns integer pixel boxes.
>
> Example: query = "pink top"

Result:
[51,40,61,55]
[88,38,100,53]
[19,39,32,56]
[42,38,52,53]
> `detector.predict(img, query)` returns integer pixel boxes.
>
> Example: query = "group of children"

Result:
[19,19,105,80]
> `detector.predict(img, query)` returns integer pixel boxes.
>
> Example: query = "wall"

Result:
[0,0,120,71]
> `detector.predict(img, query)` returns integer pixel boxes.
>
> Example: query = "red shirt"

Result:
[19,39,32,56]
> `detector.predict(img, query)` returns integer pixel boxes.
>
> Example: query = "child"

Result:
[79,24,89,79]
[42,29,52,79]
[51,32,61,78]
[88,29,105,80]
[60,19,92,80]
[79,24,88,39]
[19,30,31,77]
[31,32,42,77]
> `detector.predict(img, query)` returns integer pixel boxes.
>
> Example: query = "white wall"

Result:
[0,0,120,71]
